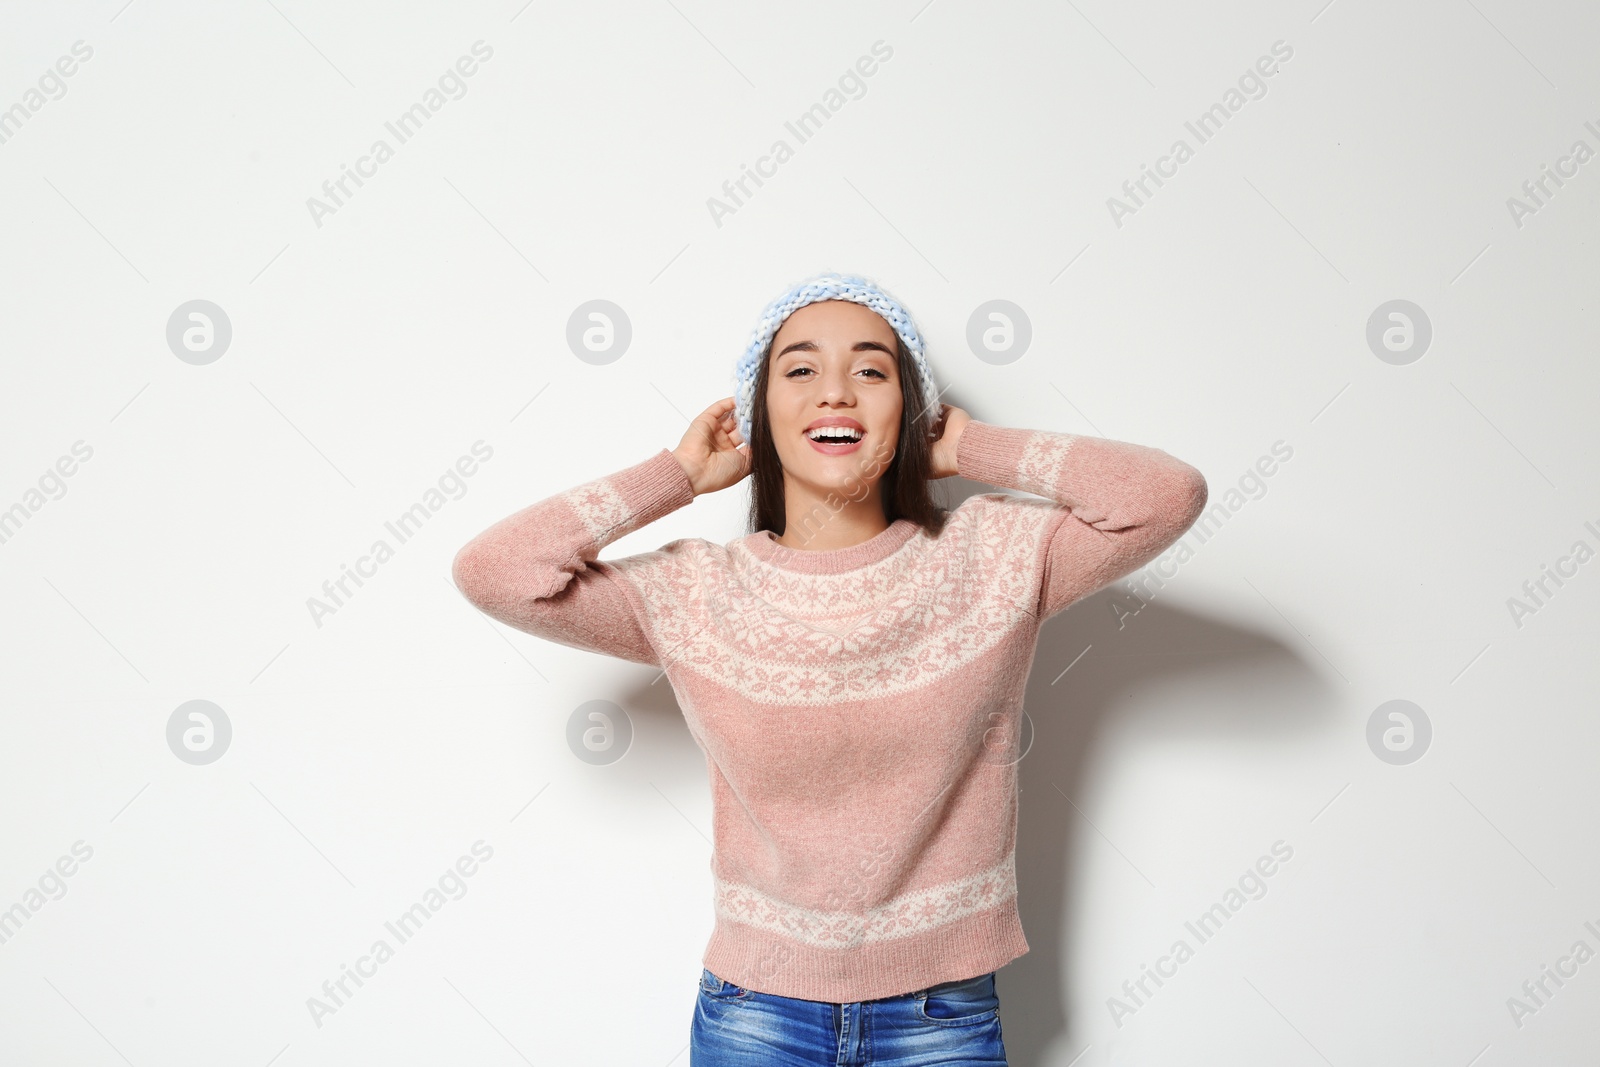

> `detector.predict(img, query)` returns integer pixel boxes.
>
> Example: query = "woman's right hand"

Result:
[672,397,751,497]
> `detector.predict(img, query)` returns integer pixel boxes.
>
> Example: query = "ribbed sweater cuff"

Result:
[955,419,1055,489]
[613,448,696,531]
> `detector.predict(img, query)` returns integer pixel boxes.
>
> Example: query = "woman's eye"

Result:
[785,367,889,379]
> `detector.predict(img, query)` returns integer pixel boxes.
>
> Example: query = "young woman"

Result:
[452,271,1208,1065]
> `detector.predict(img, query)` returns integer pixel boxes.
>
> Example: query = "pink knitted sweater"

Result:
[451,420,1208,1002]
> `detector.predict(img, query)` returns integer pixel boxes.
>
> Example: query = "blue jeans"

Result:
[690,967,1008,1066]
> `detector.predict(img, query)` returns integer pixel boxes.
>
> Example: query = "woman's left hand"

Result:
[928,403,971,479]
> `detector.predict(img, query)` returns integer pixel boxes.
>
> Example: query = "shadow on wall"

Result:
[1004,590,1342,1066]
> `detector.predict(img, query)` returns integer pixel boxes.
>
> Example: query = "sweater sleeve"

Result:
[450,448,697,666]
[954,419,1208,620]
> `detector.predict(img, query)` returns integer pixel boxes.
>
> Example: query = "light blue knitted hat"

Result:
[733,270,941,445]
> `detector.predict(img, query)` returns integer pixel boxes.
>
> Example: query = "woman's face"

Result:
[765,299,903,498]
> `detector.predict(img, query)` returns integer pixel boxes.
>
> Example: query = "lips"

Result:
[803,417,865,440]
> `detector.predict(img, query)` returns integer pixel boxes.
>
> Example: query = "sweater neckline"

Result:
[741,518,920,574]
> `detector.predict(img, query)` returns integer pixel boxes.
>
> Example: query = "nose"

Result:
[819,368,856,406]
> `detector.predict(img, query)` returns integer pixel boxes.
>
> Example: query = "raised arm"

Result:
[450,449,696,666]
[452,398,751,666]
[954,419,1208,619]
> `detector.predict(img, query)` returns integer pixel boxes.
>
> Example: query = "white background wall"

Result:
[2,1,1597,1063]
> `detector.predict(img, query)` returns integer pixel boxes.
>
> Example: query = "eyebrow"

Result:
[775,339,895,359]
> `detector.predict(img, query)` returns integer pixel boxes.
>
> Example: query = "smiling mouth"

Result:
[804,428,864,443]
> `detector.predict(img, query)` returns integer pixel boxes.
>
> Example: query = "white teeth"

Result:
[807,427,862,441]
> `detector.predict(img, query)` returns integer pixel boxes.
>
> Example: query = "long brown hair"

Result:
[745,329,951,542]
